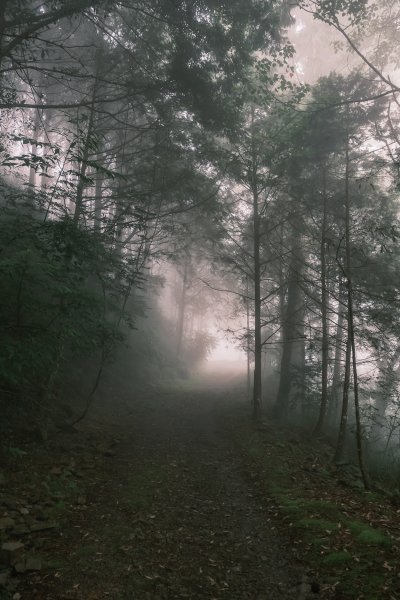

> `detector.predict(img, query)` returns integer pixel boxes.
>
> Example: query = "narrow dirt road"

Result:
[21,385,317,600]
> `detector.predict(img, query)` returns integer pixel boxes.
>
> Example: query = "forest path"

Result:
[19,383,316,600]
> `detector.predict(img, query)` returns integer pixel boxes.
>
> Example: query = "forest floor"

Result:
[1,377,400,600]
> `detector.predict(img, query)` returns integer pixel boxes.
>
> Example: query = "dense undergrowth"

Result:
[0,187,206,443]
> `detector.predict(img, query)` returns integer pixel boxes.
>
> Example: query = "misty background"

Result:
[1,0,400,485]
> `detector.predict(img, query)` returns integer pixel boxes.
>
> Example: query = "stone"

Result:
[3,500,18,511]
[33,508,47,521]
[0,570,11,587]
[13,561,26,574]
[23,515,36,528]
[29,493,41,504]
[0,517,15,530]
[25,557,42,571]
[11,526,30,536]
[0,542,24,565]
[50,466,63,476]
[30,521,57,532]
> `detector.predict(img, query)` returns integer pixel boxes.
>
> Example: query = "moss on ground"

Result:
[323,550,352,566]
[230,417,398,600]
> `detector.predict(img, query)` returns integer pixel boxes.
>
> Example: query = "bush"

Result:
[0,187,124,424]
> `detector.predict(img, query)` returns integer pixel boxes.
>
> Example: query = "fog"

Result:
[4,3,400,599]
[2,0,400,496]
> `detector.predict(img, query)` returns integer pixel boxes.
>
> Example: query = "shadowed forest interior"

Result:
[1,1,400,599]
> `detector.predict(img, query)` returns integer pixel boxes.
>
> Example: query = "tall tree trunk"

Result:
[41,133,49,190]
[334,133,369,487]
[275,224,302,419]
[252,184,262,420]
[73,105,96,225]
[246,276,251,397]
[94,169,103,233]
[334,321,351,463]
[250,107,262,420]
[372,347,400,441]
[315,168,329,433]
[328,275,345,425]
[0,2,8,70]
[291,302,306,409]
[348,279,369,488]
[343,136,369,488]
[176,256,189,360]
[73,56,100,225]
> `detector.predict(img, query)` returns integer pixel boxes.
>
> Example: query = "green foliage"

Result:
[299,0,369,24]
[347,521,390,546]
[5,445,27,459]
[297,517,339,531]
[43,471,80,500]
[232,420,398,599]
[0,184,125,415]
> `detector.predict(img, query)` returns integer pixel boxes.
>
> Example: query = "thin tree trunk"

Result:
[73,59,100,225]
[334,322,351,463]
[372,347,400,440]
[250,107,262,420]
[246,276,251,397]
[252,185,262,419]
[41,135,49,190]
[176,256,189,359]
[343,137,369,488]
[73,105,95,225]
[0,2,8,69]
[334,132,369,487]
[329,275,345,425]
[94,170,103,233]
[275,225,302,419]
[348,283,369,488]
[29,109,41,188]
[292,305,306,410]
[315,168,329,433]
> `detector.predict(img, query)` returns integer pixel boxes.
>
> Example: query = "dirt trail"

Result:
[20,386,316,600]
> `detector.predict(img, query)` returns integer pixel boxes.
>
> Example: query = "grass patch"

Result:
[356,528,389,546]
[43,471,80,500]
[346,521,390,546]
[279,496,340,520]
